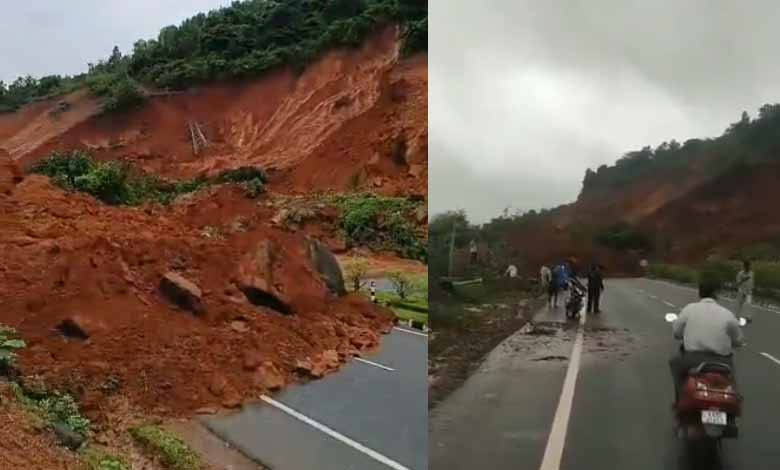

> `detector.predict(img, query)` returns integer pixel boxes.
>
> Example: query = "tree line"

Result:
[1,0,427,113]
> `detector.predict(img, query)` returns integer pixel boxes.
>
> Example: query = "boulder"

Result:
[56,315,105,340]
[160,272,205,314]
[236,240,292,315]
[53,422,86,451]
[304,237,346,296]
[252,361,285,391]
[0,149,23,195]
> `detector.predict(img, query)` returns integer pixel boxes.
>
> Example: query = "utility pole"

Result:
[448,221,457,278]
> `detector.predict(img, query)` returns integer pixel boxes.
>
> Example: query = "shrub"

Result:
[0,325,26,370]
[130,425,201,470]
[215,166,268,184]
[32,151,207,206]
[389,271,412,300]
[344,256,369,292]
[594,223,653,252]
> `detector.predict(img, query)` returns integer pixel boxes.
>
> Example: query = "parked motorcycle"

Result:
[565,281,585,320]
[664,312,747,454]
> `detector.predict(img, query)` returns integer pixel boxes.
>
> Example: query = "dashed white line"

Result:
[663,300,676,308]
[394,327,428,337]
[260,395,411,470]
[647,294,659,300]
[539,302,587,470]
[354,357,395,371]
[760,352,780,366]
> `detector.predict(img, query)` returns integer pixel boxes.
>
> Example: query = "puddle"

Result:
[532,355,568,362]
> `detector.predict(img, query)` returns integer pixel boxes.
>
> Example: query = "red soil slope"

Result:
[0,27,427,423]
[3,27,427,197]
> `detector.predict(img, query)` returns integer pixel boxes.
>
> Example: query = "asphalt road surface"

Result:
[204,326,427,470]
[429,278,780,470]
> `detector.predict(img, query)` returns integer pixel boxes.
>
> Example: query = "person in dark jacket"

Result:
[587,264,605,314]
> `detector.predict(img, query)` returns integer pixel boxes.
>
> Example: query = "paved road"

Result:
[204,327,427,470]
[429,278,780,470]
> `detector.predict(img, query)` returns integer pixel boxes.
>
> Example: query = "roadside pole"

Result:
[448,222,457,277]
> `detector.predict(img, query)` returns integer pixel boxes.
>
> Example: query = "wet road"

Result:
[429,278,780,470]
[204,327,427,470]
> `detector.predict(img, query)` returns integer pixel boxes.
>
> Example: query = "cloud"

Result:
[0,1,232,83]
[430,0,780,222]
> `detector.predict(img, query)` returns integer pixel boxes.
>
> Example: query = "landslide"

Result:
[3,27,427,198]
[0,175,395,421]
[494,105,780,270]
[0,1,428,431]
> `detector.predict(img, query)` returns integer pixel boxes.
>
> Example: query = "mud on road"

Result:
[428,294,541,409]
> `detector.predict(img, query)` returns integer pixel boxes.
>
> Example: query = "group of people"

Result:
[539,259,605,314]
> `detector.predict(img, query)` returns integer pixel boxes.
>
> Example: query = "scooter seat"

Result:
[688,361,732,376]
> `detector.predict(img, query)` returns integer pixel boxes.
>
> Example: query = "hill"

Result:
[469,104,780,273]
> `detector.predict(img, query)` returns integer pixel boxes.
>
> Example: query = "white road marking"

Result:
[394,327,428,337]
[645,278,780,314]
[260,395,411,470]
[760,352,780,366]
[355,357,395,371]
[663,300,676,308]
[647,294,659,300]
[539,301,587,470]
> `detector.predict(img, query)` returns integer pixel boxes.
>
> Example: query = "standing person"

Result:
[469,239,478,265]
[540,264,552,306]
[505,264,518,278]
[551,263,564,308]
[735,260,755,322]
[587,264,605,314]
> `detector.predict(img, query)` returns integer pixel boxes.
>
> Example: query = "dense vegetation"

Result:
[31,151,267,205]
[582,104,780,193]
[594,222,653,252]
[333,193,426,261]
[0,0,427,113]
[647,259,780,301]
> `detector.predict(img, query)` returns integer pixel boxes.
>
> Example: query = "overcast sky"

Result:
[430,0,780,223]
[0,1,231,84]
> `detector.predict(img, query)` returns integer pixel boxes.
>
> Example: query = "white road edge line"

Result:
[760,352,780,366]
[260,395,411,470]
[394,327,428,337]
[354,357,395,371]
[539,301,587,470]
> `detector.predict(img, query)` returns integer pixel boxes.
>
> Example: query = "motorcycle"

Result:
[664,312,747,453]
[565,280,585,320]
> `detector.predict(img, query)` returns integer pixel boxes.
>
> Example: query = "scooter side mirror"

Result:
[738,317,748,327]
[664,313,678,323]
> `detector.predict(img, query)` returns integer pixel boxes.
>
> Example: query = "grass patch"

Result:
[376,274,428,326]
[130,425,202,470]
[331,193,426,261]
[31,151,272,206]
[647,260,780,301]
[646,263,699,285]
[11,382,91,444]
[81,447,129,470]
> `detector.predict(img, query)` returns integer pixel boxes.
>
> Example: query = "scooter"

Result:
[664,312,747,453]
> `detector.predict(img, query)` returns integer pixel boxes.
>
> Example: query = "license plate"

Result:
[701,410,727,425]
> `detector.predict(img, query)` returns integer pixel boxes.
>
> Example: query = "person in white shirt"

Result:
[469,240,478,265]
[735,260,754,322]
[505,264,518,278]
[540,265,553,307]
[669,276,744,403]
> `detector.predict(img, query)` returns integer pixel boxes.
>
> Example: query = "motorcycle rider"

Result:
[669,273,745,404]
